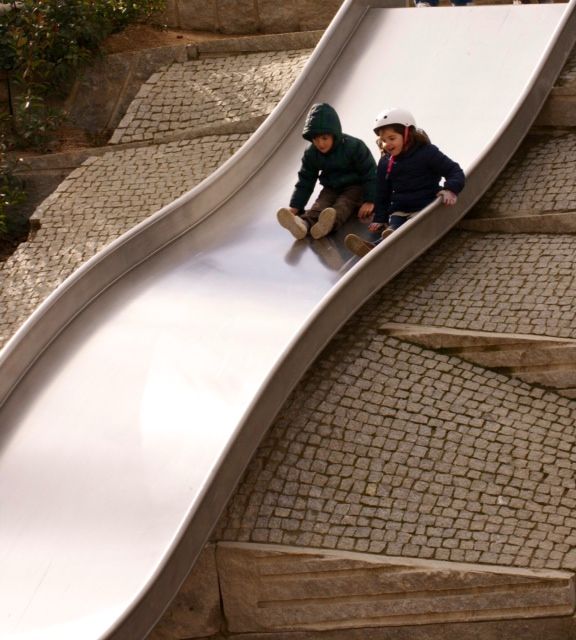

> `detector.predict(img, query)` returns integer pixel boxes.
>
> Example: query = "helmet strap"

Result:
[386,155,395,177]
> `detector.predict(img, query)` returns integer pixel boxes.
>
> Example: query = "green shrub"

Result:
[0,0,166,149]
[9,92,62,151]
[0,0,166,241]
[0,123,26,239]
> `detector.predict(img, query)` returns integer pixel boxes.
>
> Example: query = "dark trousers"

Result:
[300,185,363,230]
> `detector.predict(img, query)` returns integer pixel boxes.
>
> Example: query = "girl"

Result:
[345,107,465,257]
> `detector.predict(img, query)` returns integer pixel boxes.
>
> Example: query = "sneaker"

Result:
[277,207,308,240]
[380,227,394,239]
[415,2,432,6]
[344,234,375,258]
[310,207,337,240]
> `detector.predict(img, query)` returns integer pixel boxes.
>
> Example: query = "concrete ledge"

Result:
[536,91,576,128]
[216,543,575,633]
[148,544,222,639]
[379,323,576,399]
[196,617,576,639]
[15,115,266,172]
[145,542,576,638]
[196,30,323,55]
[458,211,576,234]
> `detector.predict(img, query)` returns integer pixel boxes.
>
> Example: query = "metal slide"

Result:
[1,1,575,638]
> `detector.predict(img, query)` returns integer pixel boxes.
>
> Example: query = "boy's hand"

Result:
[289,207,300,215]
[368,222,385,233]
[437,190,457,206]
[358,202,374,219]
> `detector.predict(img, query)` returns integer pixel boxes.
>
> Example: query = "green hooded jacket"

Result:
[289,103,377,210]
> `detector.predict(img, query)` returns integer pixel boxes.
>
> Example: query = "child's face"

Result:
[378,127,404,156]
[312,134,334,154]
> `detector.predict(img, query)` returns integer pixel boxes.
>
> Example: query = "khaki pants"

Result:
[300,185,363,230]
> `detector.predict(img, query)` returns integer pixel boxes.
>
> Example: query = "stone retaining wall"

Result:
[162,0,342,34]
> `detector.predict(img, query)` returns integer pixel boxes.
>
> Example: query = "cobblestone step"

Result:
[536,46,576,127]
[461,130,576,230]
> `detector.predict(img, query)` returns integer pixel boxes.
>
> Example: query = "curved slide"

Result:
[1,1,575,638]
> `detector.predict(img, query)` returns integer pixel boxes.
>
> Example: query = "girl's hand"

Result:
[368,222,385,233]
[438,190,458,206]
[358,202,374,219]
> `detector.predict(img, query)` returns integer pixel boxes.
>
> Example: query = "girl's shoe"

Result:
[380,227,394,239]
[345,234,375,257]
[310,207,337,240]
[277,208,308,240]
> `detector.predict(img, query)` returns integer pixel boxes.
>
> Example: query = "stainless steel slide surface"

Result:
[1,2,575,638]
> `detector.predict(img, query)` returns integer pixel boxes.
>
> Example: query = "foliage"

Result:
[0,120,26,239]
[0,0,166,149]
[8,93,62,151]
[0,0,166,241]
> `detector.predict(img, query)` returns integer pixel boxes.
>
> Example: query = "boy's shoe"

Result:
[345,234,375,258]
[310,207,337,240]
[277,207,308,240]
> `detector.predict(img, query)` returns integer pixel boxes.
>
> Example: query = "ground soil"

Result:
[102,23,231,54]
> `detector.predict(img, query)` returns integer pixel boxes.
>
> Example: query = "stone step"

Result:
[379,323,576,398]
[536,47,576,127]
[149,543,576,638]
[459,211,576,234]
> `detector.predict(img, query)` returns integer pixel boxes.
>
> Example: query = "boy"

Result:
[277,103,377,240]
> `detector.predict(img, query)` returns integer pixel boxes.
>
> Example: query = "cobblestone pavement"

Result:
[111,50,311,144]
[215,239,576,568]
[0,134,248,347]
[473,132,576,216]
[372,231,576,338]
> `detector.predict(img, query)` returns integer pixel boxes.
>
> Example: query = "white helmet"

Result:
[373,107,416,134]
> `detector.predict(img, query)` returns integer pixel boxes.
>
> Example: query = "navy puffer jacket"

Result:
[374,141,465,224]
[290,103,377,211]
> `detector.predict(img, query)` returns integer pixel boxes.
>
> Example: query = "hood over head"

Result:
[302,103,342,142]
